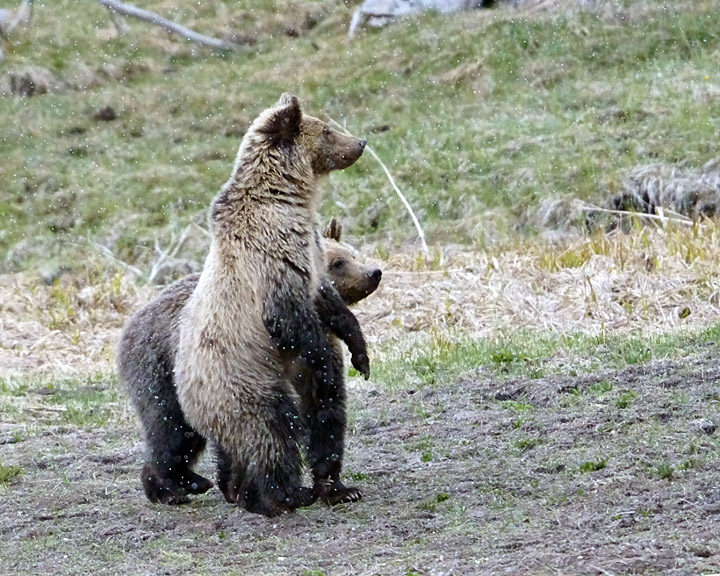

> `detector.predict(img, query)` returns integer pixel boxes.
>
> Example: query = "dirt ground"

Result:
[2,341,720,576]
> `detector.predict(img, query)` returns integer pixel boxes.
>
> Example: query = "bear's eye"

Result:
[332,260,345,269]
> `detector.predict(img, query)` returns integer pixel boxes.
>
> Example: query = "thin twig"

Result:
[327,116,429,256]
[192,220,212,240]
[97,0,238,51]
[574,200,694,226]
[146,224,192,285]
[91,241,143,277]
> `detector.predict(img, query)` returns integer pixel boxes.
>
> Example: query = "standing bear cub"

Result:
[117,219,381,507]
[173,94,369,516]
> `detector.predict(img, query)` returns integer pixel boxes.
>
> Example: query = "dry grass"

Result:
[3,223,720,376]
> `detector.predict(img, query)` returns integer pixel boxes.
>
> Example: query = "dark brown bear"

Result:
[117,221,381,507]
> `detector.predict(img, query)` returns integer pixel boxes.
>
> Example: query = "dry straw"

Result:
[2,223,720,377]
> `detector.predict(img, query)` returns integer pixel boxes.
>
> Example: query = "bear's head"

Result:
[322,218,382,306]
[250,93,367,175]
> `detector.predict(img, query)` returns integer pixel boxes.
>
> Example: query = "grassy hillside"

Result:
[1,0,719,274]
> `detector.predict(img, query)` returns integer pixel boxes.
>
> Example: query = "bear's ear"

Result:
[323,218,342,241]
[276,93,296,107]
[259,94,302,146]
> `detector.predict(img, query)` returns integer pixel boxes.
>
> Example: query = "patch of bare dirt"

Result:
[2,346,720,574]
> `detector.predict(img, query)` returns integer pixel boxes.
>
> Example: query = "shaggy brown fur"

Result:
[117,222,381,506]
[175,94,368,516]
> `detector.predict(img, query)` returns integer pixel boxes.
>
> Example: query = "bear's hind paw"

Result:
[314,477,363,506]
[324,485,362,506]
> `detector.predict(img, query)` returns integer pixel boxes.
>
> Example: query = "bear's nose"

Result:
[368,268,382,281]
[358,139,367,149]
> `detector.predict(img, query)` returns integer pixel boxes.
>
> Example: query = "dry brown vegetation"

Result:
[2,240,720,573]
[3,224,720,377]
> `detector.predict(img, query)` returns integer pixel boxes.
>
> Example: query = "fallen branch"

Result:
[146,224,192,285]
[97,0,238,51]
[327,116,429,256]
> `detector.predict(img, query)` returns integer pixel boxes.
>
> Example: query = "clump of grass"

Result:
[414,435,435,462]
[419,491,451,512]
[540,236,617,271]
[616,391,637,409]
[515,436,542,452]
[678,458,699,472]
[346,470,370,482]
[656,462,675,480]
[589,380,613,397]
[502,400,534,412]
[0,462,22,485]
[579,459,608,473]
[490,349,525,365]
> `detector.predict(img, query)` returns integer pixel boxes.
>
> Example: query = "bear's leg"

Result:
[141,407,213,505]
[302,344,362,506]
[142,431,213,504]
[245,391,317,516]
[217,391,317,517]
[215,443,240,504]
[315,279,369,379]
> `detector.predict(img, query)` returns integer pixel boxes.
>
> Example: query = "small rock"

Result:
[691,418,716,436]
[94,106,118,122]
[701,421,716,436]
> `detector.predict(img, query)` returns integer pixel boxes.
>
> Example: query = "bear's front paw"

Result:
[351,352,370,380]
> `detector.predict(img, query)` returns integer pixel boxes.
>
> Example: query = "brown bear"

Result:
[117,219,381,506]
[174,93,369,516]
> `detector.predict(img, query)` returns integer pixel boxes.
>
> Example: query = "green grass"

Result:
[0,462,22,485]
[367,323,720,391]
[579,459,608,473]
[0,375,121,429]
[1,1,720,273]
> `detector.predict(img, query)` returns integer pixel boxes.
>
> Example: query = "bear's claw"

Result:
[314,476,363,506]
[351,352,370,380]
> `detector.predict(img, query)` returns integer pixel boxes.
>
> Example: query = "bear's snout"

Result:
[358,139,367,149]
[366,268,382,294]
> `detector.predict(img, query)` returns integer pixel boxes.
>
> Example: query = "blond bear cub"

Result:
[175,94,368,516]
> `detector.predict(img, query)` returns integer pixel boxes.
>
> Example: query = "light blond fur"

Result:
[175,96,365,473]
